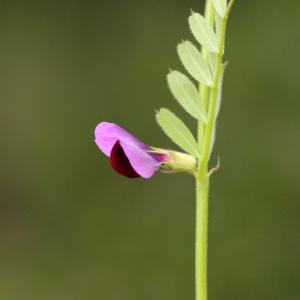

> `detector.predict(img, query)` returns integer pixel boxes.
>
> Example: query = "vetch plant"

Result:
[95,0,235,299]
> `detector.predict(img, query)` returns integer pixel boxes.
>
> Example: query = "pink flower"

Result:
[95,122,163,178]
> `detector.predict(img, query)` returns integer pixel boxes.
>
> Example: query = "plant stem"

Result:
[200,0,215,109]
[195,1,215,300]
[198,0,215,149]
[200,0,235,175]
[195,2,235,300]
[195,175,209,300]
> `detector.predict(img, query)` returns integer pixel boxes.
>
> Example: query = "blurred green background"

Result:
[0,0,299,299]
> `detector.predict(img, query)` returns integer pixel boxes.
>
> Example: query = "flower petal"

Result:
[95,122,147,156]
[95,122,160,179]
[109,141,140,178]
[119,140,159,179]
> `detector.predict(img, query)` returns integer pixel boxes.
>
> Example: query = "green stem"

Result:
[195,175,209,300]
[195,2,235,300]
[195,2,215,300]
[198,1,215,148]
[200,0,215,109]
[200,0,235,177]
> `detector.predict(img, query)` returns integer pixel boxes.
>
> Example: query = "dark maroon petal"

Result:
[109,141,140,178]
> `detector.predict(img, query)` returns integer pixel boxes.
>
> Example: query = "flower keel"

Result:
[109,141,141,178]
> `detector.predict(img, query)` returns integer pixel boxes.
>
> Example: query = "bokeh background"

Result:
[0,0,299,299]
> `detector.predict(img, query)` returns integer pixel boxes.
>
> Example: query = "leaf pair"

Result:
[162,44,211,156]
[156,6,226,158]
[158,64,227,159]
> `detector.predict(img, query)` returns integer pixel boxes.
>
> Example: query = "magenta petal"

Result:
[95,122,160,179]
[119,140,159,179]
[95,122,147,156]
